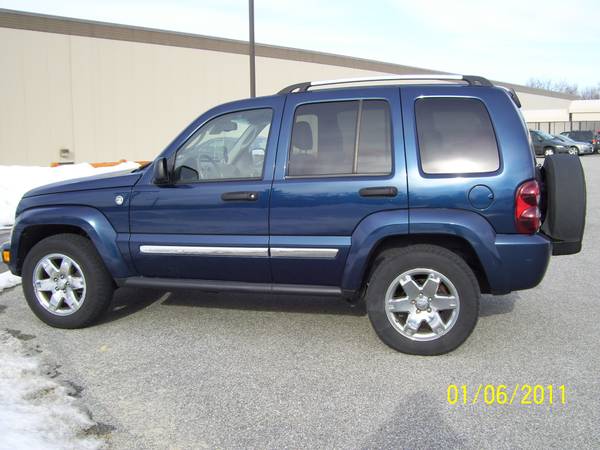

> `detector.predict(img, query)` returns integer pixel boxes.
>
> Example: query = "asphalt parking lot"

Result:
[1,157,600,449]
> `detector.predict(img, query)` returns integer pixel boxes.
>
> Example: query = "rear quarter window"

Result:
[415,97,500,175]
[571,131,593,141]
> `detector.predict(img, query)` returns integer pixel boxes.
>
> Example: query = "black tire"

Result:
[22,234,115,328]
[366,245,480,355]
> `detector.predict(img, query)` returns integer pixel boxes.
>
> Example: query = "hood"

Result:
[23,169,144,198]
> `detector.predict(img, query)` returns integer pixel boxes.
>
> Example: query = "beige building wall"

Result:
[0,26,394,165]
[519,92,573,123]
[0,28,73,165]
[0,10,588,166]
[570,100,600,122]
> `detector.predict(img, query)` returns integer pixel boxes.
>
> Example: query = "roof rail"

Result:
[277,74,493,94]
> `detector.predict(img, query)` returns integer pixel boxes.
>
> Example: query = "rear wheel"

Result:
[22,234,115,328]
[366,245,479,355]
[544,147,555,156]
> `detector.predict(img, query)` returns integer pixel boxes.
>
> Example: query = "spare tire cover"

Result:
[541,155,586,250]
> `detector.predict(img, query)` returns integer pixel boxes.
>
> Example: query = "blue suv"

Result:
[2,75,586,355]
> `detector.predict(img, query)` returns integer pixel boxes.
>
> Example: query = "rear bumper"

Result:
[490,233,552,294]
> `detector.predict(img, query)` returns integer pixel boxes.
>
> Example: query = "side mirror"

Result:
[153,157,171,185]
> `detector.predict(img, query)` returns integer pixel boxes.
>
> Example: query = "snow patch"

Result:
[0,271,21,292]
[0,162,139,227]
[0,331,105,450]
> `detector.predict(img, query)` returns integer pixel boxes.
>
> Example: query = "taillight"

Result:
[515,180,541,234]
[593,139,598,145]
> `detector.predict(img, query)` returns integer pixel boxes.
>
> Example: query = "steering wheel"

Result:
[196,154,222,179]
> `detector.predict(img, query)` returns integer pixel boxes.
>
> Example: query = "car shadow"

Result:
[99,287,517,324]
[163,289,367,316]
[479,293,518,317]
[97,287,169,324]
[99,287,366,324]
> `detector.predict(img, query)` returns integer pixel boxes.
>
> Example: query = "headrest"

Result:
[292,121,313,151]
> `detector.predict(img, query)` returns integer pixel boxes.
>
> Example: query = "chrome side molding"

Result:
[139,245,339,259]
[270,248,338,259]
[140,245,269,257]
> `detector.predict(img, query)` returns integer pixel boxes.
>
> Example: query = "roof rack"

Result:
[277,74,493,94]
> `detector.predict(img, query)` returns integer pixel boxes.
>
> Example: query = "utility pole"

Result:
[249,0,256,98]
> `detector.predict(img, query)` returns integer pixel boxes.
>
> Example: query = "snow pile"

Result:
[0,162,140,228]
[0,271,21,292]
[0,331,105,450]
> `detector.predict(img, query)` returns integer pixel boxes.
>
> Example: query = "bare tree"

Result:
[526,78,579,95]
[580,85,600,100]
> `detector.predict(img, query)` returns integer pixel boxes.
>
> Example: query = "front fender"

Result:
[11,206,131,278]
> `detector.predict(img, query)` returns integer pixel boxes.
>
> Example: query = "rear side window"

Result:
[570,131,593,141]
[288,100,392,177]
[415,97,499,175]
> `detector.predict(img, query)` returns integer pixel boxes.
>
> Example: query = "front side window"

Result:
[288,100,392,177]
[173,108,272,182]
[415,98,500,175]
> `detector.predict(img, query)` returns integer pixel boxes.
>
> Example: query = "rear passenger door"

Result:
[269,88,407,287]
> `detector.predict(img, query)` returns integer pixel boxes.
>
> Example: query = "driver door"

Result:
[129,99,283,283]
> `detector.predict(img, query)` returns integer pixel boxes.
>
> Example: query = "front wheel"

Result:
[366,245,480,355]
[22,234,115,328]
[568,147,579,156]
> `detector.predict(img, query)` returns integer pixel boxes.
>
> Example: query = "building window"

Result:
[288,100,392,177]
[415,97,500,175]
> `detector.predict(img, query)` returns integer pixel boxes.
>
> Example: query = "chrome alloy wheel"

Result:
[544,148,554,156]
[569,147,578,155]
[385,268,460,341]
[32,253,86,316]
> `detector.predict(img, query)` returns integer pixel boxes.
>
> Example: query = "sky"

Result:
[1,0,599,87]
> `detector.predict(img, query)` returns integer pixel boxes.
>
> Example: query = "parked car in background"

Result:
[529,130,572,156]
[560,130,600,153]
[553,134,594,155]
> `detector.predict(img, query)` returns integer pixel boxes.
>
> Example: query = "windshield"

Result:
[536,130,555,140]
[555,135,574,143]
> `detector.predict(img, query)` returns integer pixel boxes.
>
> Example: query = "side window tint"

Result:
[357,100,392,174]
[415,98,500,174]
[174,108,272,182]
[288,100,392,177]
